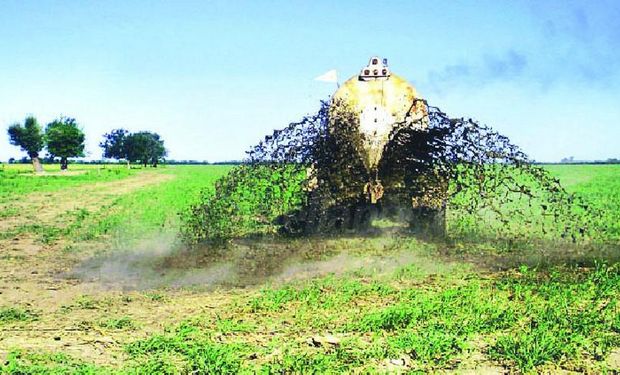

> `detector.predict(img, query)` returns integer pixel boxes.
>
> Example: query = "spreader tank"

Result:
[331,56,427,174]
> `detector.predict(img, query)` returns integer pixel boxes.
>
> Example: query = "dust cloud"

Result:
[67,227,620,291]
[66,231,445,291]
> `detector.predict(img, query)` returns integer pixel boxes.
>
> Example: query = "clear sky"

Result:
[1,0,619,162]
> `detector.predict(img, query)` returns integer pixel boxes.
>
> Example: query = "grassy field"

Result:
[0,164,618,373]
[0,164,135,205]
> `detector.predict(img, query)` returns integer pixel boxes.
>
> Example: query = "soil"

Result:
[0,171,223,364]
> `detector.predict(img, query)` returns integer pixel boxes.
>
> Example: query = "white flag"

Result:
[314,69,338,83]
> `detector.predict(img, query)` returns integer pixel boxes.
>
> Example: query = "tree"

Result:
[124,131,167,167]
[146,133,167,167]
[45,117,85,170]
[7,116,45,172]
[100,128,129,166]
[560,156,575,164]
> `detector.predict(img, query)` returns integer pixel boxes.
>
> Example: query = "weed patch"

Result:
[126,322,246,374]
[99,316,137,330]
[0,350,104,374]
[0,307,37,324]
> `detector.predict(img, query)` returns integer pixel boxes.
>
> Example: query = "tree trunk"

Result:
[31,156,43,173]
[61,157,68,170]
[143,161,147,168]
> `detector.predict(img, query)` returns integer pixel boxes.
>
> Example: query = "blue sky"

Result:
[1,0,619,162]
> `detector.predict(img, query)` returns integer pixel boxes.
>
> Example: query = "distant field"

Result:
[0,164,136,204]
[0,164,231,243]
[0,164,618,373]
[547,164,620,241]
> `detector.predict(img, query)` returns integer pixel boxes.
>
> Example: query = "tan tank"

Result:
[330,57,427,202]
[275,58,444,235]
[332,57,426,175]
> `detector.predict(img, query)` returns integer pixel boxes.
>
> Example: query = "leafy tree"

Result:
[146,133,167,167]
[45,117,85,170]
[7,116,45,172]
[124,131,167,167]
[100,128,130,166]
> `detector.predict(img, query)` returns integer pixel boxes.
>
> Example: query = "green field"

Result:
[0,164,618,373]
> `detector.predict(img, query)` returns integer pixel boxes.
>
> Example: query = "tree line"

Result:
[6,116,167,172]
[99,129,166,168]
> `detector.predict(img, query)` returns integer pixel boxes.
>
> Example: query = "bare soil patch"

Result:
[0,171,189,363]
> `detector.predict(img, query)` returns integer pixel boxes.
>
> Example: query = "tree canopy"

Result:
[100,129,167,167]
[126,131,167,167]
[45,117,85,170]
[100,128,129,160]
[7,116,45,172]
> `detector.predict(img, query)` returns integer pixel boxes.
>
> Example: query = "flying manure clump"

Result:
[181,57,595,246]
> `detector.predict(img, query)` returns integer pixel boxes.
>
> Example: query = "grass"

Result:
[99,317,137,330]
[0,164,136,204]
[1,164,619,373]
[0,351,103,374]
[29,261,603,374]
[0,307,37,324]
[487,264,620,371]
[126,327,246,374]
[4,262,611,373]
[442,164,620,255]
[143,292,168,302]
[64,165,232,244]
[0,165,231,246]
[547,164,620,239]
